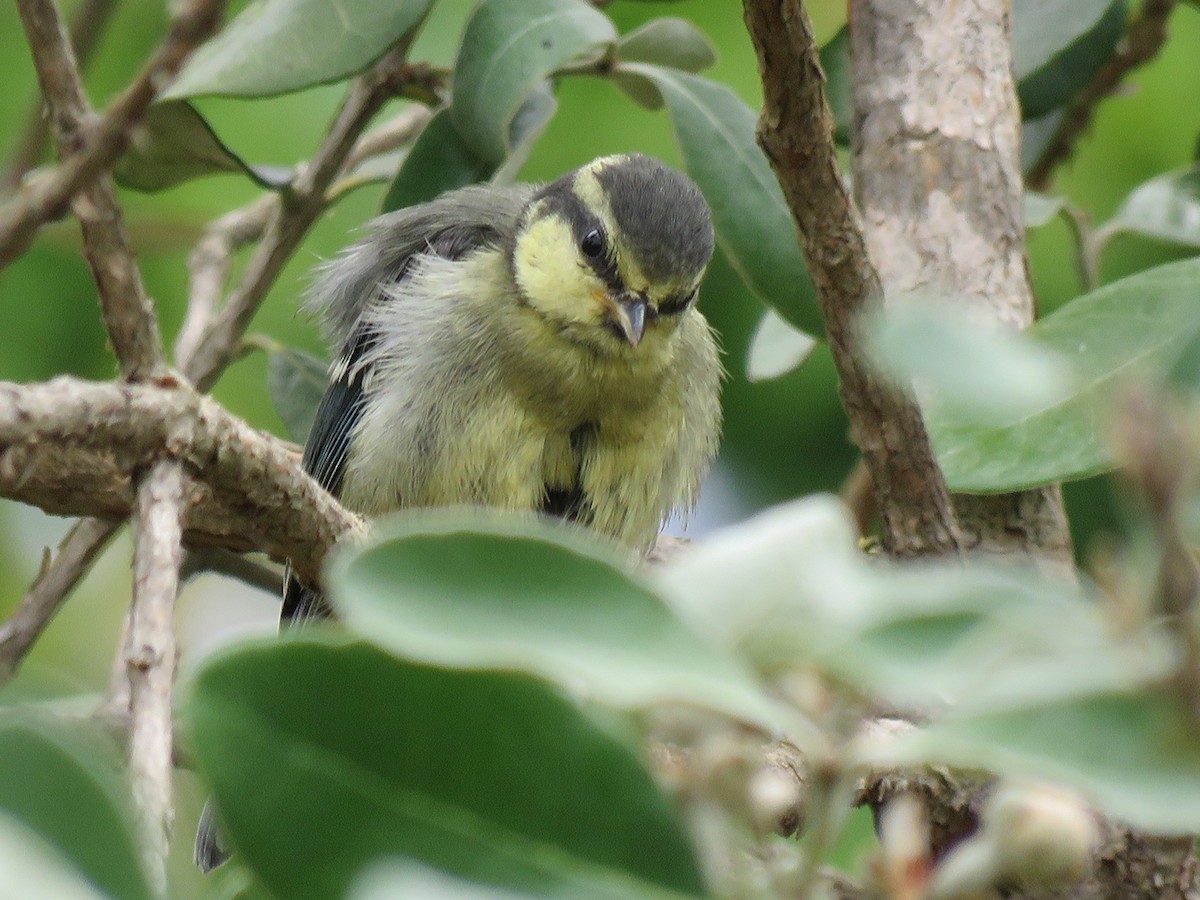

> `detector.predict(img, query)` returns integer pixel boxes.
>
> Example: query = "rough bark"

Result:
[848,0,1073,575]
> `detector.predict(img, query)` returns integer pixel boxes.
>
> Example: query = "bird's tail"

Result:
[194,798,229,872]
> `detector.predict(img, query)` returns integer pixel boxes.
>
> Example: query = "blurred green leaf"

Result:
[452,0,617,165]
[1013,0,1127,118]
[329,512,785,732]
[266,346,327,443]
[864,296,1077,422]
[114,101,293,192]
[1099,165,1200,249]
[819,27,851,144]
[656,496,1142,710]
[0,813,108,900]
[188,638,706,900]
[616,64,822,336]
[165,0,435,98]
[382,109,493,212]
[877,690,1200,833]
[931,257,1200,492]
[1024,191,1068,229]
[1021,107,1066,173]
[0,715,151,900]
[615,18,716,73]
[745,308,817,382]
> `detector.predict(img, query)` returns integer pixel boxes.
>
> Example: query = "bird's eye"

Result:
[579,228,605,258]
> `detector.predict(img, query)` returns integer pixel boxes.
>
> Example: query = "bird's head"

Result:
[510,154,714,352]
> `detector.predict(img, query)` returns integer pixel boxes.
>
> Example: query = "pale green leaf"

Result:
[114,101,292,192]
[616,18,716,73]
[329,511,789,735]
[451,0,616,165]
[166,0,435,98]
[1100,165,1200,249]
[746,308,818,382]
[0,814,108,900]
[1024,192,1067,229]
[931,258,1200,492]
[1013,0,1127,117]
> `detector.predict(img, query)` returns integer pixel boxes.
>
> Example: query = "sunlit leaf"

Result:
[266,346,327,443]
[615,18,716,73]
[114,101,292,192]
[451,0,616,165]
[188,638,706,899]
[1013,0,1127,117]
[745,308,818,382]
[166,0,436,98]
[0,715,151,900]
[616,64,822,336]
[930,257,1200,492]
[1099,165,1200,249]
[1024,192,1068,229]
[329,512,787,734]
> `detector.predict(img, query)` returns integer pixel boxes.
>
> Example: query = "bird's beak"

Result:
[604,293,648,347]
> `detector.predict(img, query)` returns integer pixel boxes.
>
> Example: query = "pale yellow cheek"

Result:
[513,216,605,325]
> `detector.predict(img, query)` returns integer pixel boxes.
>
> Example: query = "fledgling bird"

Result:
[194,153,722,870]
[284,152,723,621]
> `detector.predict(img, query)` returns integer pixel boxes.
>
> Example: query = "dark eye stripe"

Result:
[658,288,698,317]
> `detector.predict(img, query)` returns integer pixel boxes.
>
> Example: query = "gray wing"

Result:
[281,185,531,626]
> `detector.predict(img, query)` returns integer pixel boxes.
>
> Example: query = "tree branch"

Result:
[0,517,119,684]
[0,377,364,585]
[2,0,226,284]
[741,0,962,558]
[1027,0,1178,191]
[125,459,186,896]
[3,0,120,189]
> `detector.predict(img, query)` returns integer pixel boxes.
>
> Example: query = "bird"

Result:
[195,152,722,870]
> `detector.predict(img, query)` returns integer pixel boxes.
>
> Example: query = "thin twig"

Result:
[341,104,434,174]
[0,517,119,686]
[183,43,422,390]
[125,459,186,896]
[175,195,276,368]
[2,0,226,280]
[1027,0,1178,191]
[181,548,285,596]
[741,0,962,558]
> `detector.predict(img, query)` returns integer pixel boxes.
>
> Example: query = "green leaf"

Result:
[331,150,409,201]
[0,813,108,900]
[188,638,706,900]
[329,511,786,733]
[1013,0,1127,118]
[1099,165,1200,249]
[382,109,493,212]
[267,346,328,443]
[875,690,1200,833]
[818,27,852,145]
[114,101,292,192]
[451,0,617,166]
[1021,107,1066,173]
[745,308,817,382]
[863,296,1077,423]
[165,0,435,99]
[1024,191,1068,229]
[931,257,1200,492]
[617,65,822,337]
[0,714,152,900]
[615,18,716,73]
